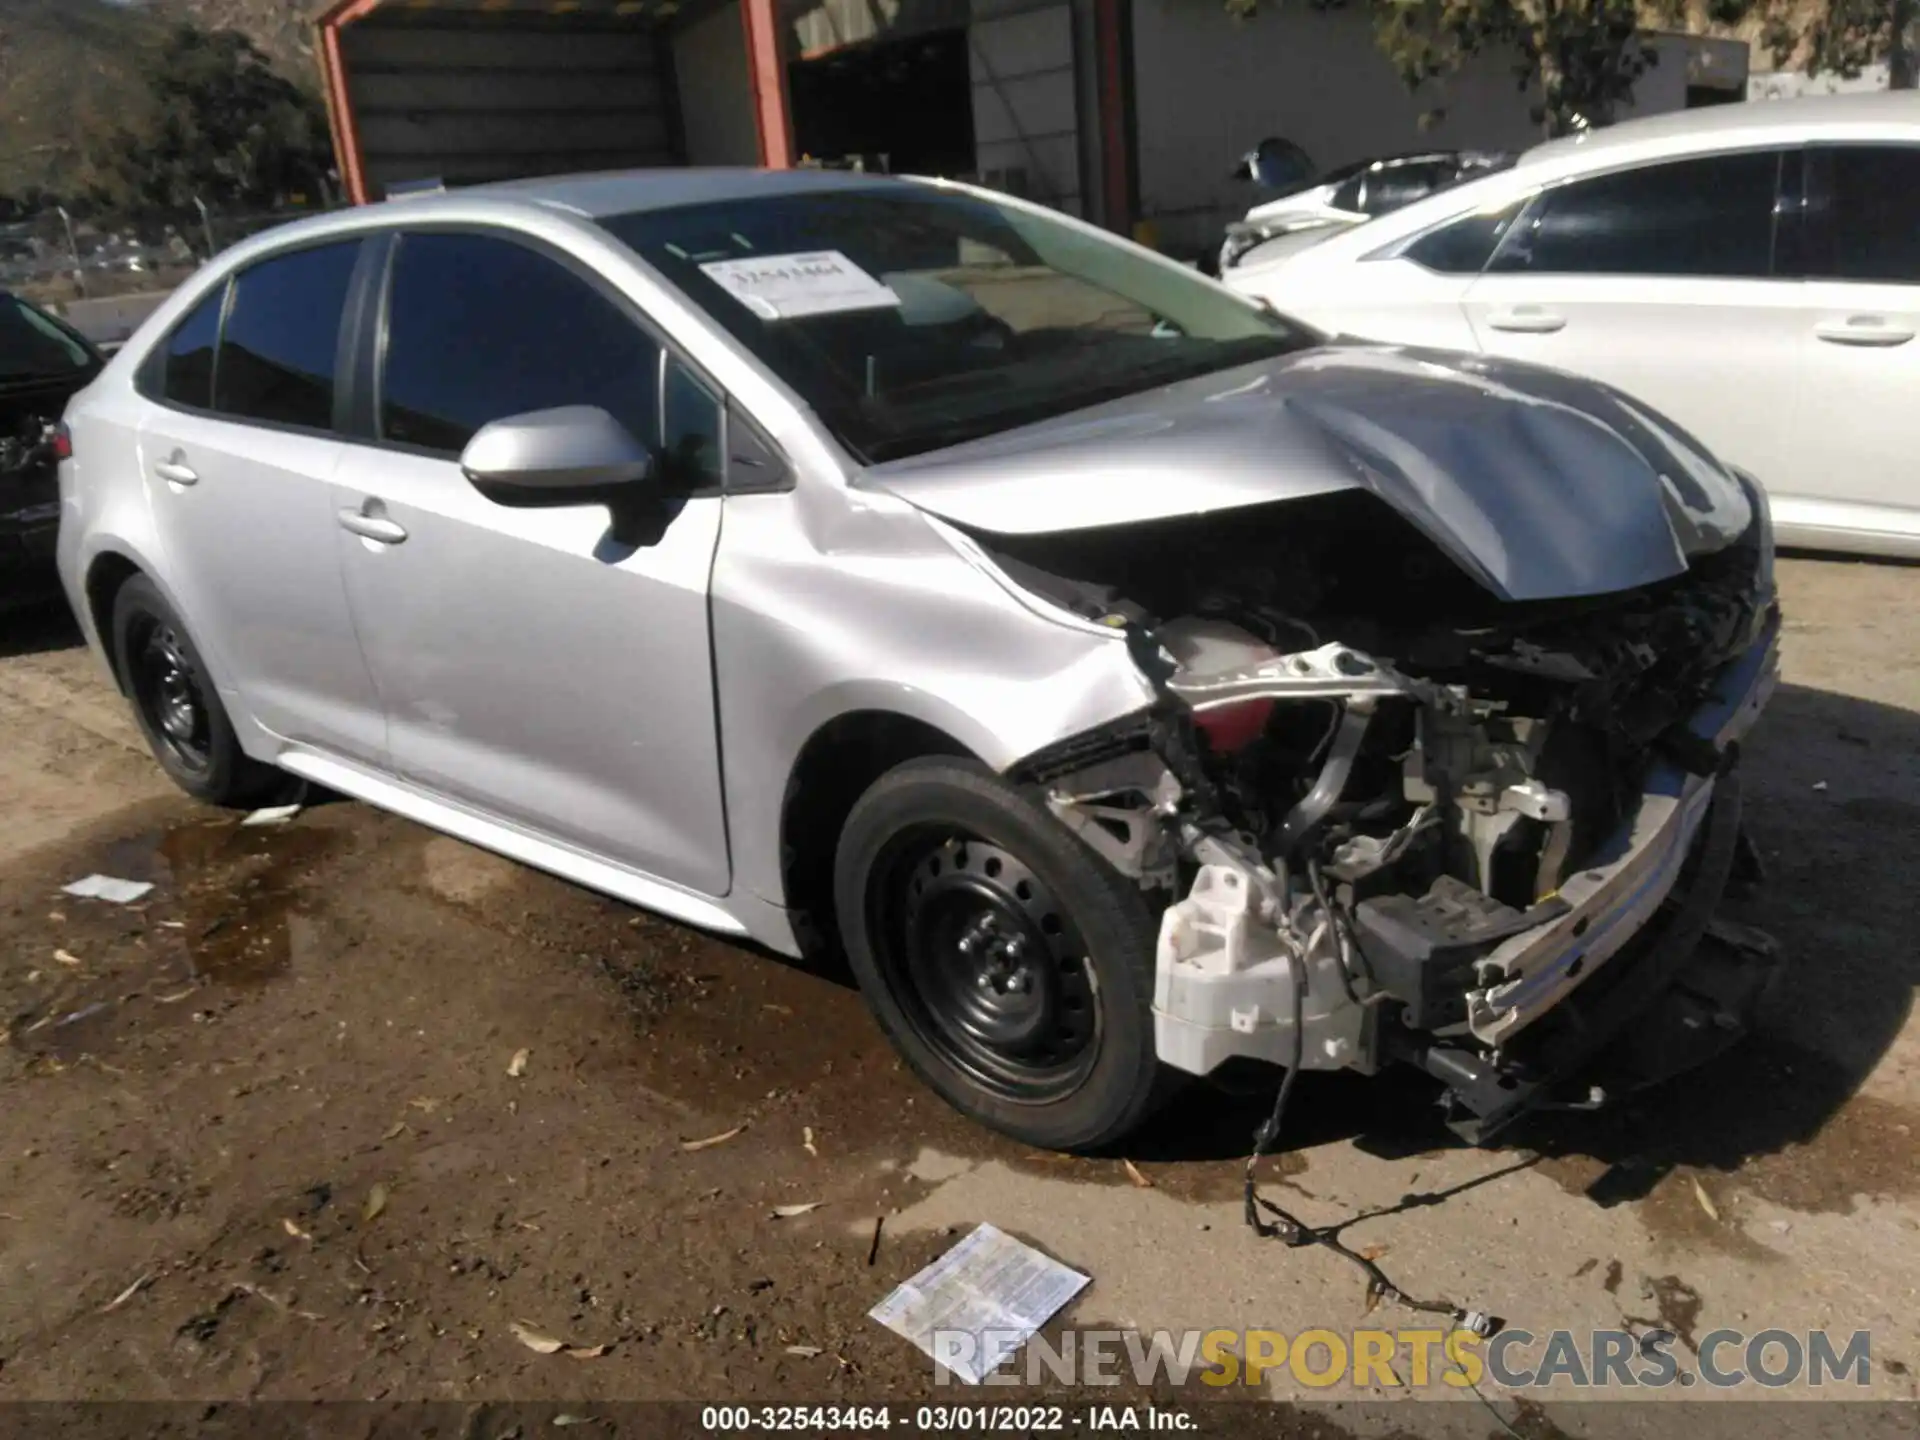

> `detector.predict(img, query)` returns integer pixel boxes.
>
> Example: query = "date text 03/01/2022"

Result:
[699,1405,1198,1431]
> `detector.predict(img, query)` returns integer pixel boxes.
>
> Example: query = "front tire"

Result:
[111,574,284,807]
[834,757,1168,1151]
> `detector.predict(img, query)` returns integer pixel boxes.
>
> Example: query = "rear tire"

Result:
[834,756,1168,1152]
[110,574,285,807]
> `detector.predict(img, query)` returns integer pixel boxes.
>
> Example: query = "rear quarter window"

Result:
[1400,199,1528,274]
[147,285,226,411]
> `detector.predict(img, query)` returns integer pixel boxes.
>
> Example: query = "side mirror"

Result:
[460,405,654,509]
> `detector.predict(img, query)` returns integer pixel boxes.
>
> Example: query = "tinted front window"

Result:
[601,187,1314,462]
[380,232,661,455]
[159,286,224,410]
[0,295,96,381]
[216,242,360,429]
[1493,151,1782,277]
[1814,145,1920,283]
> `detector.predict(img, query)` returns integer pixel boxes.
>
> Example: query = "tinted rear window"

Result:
[215,241,360,430]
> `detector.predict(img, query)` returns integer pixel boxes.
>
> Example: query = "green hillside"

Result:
[0,0,322,206]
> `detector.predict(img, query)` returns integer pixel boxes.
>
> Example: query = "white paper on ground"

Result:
[241,804,303,827]
[698,251,900,321]
[868,1222,1089,1384]
[61,874,154,904]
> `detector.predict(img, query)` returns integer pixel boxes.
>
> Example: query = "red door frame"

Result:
[740,0,796,168]
[316,0,386,205]
[1093,0,1135,233]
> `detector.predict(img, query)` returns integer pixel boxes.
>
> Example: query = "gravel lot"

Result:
[2,557,1918,1424]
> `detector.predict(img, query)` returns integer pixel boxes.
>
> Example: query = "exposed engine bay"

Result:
[993,486,1782,1138]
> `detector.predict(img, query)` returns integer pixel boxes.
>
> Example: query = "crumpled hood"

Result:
[858,344,1755,603]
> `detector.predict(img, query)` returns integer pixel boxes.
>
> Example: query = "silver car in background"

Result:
[57,170,1781,1150]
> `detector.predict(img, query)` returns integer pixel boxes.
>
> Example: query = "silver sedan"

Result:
[57,169,1780,1150]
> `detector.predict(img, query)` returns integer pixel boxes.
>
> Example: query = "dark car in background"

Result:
[2,291,101,607]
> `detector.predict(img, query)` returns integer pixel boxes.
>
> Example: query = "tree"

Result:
[94,24,332,210]
[1757,0,1918,88]
[1336,0,1913,137]
[1370,0,1643,135]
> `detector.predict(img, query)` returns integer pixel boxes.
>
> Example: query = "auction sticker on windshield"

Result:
[698,250,901,320]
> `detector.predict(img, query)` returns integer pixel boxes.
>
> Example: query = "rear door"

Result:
[1459,149,1804,488]
[135,239,386,760]
[1245,193,1531,350]
[1785,143,1920,543]
[331,228,731,894]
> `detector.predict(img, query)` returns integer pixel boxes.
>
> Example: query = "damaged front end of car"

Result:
[998,481,1782,1141]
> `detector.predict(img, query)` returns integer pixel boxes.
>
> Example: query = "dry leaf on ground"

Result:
[680,1124,746,1152]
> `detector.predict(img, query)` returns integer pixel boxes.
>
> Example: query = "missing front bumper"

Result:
[1405,768,1784,1142]
[1148,612,1783,1106]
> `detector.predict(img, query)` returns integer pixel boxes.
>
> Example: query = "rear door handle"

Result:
[337,507,408,545]
[153,458,198,486]
[1485,307,1567,334]
[1814,316,1915,347]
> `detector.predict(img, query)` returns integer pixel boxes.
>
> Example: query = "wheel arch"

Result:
[776,708,980,961]
[81,543,248,731]
[82,546,154,693]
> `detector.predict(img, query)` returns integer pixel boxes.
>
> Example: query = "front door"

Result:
[332,229,731,895]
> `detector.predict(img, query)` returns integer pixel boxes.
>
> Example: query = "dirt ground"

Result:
[3,557,1920,1424]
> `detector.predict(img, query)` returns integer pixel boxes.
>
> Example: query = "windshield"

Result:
[601,185,1316,463]
[0,294,97,383]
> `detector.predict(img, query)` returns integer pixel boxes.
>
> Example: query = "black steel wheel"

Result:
[127,614,212,774]
[875,831,1100,1103]
[835,757,1169,1152]
[110,573,285,806]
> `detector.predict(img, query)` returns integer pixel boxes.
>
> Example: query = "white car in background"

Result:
[1218,91,1920,558]
[1217,149,1516,273]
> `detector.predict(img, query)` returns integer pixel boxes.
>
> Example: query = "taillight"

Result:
[1192,698,1275,754]
[51,423,73,461]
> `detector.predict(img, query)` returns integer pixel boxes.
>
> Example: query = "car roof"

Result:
[1276,90,1920,257]
[460,166,907,218]
[170,167,930,283]
[1518,90,1920,170]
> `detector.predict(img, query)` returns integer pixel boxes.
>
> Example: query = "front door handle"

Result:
[1485,307,1567,334]
[1814,316,1915,347]
[153,458,198,486]
[337,506,408,545]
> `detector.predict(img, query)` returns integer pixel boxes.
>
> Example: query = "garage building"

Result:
[314,0,1748,253]
[316,0,1127,222]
